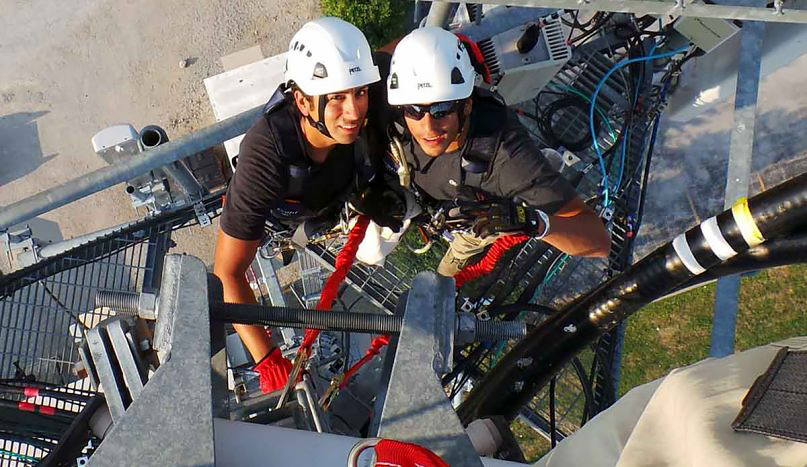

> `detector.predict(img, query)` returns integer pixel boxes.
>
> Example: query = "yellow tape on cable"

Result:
[731,198,765,247]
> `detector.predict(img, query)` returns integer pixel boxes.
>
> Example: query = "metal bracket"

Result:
[377,272,483,466]
[89,255,216,466]
[0,226,40,268]
[193,200,212,227]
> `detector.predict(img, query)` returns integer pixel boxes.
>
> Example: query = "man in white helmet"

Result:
[386,27,610,277]
[213,17,392,394]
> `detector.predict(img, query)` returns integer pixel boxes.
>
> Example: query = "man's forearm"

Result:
[542,200,611,257]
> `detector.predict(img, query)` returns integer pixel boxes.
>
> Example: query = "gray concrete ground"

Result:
[0,0,320,273]
[634,50,807,259]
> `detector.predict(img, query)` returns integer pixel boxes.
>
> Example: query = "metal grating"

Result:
[0,193,223,464]
[307,242,412,314]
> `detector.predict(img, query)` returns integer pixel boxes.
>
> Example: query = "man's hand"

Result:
[254,347,293,394]
[352,183,405,232]
[447,199,549,239]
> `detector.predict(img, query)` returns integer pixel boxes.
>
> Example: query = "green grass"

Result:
[620,263,807,395]
[386,226,447,279]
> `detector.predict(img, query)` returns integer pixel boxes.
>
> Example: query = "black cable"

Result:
[490,303,556,321]
[538,96,604,152]
[549,376,557,448]
[669,227,807,294]
[458,172,807,423]
[569,13,614,45]
[570,356,596,424]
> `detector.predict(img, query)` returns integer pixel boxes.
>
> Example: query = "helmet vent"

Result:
[450,67,465,84]
[313,63,328,79]
[389,73,399,89]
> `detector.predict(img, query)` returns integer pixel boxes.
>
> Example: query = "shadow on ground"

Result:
[0,111,57,187]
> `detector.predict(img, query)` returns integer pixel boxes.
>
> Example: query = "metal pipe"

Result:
[711,11,765,358]
[458,172,807,423]
[36,221,138,259]
[96,293,527,341]
[0,105,262,231]
[425,1,455,28]
[139,125,208,197]
[474,0,807,24]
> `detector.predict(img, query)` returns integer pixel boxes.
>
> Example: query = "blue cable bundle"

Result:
[589,45,690,208]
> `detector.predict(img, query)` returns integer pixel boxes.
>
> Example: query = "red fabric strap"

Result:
[300,216,370,351]
[340,334,390,389]
[373,439,449,467]
[454,234,529,288]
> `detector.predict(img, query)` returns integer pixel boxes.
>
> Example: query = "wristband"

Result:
[533,209,551,239]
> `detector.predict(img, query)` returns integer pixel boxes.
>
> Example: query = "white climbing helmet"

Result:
[387,27,476,106]
[284,17,380,96]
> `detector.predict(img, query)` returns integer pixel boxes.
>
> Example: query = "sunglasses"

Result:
[400,100,464,121]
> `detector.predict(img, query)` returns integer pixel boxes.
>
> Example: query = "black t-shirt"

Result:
[220,104,356,241]
[404,94,578,215]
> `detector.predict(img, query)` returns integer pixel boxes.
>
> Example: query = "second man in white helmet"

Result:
[385,27,611,276]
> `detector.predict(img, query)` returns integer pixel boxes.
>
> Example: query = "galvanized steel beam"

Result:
[0,106,262,231]
[479,0,807,23]
[710,18,765,358]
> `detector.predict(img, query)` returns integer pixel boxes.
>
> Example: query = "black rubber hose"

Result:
[670,227,807,294]
[457,172,807,423]
[212,302,403,334]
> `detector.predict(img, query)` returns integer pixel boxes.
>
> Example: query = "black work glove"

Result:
[352,184,406,233]
[446,199,550,239]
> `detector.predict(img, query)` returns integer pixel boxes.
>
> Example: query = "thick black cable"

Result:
[571,356,596,424]
[670,227,807,294]
[457,172,807,423]
[539,96,603,152]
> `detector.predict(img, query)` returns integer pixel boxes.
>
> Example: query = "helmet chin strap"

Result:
[306,94,332,139]
[456,102,470,141]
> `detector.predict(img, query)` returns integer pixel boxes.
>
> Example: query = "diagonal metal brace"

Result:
[377,272,483,466]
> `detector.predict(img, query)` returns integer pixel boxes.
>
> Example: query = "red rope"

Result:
[453,234,530,288]
[339,334,390,389]
[300,216,370,351]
